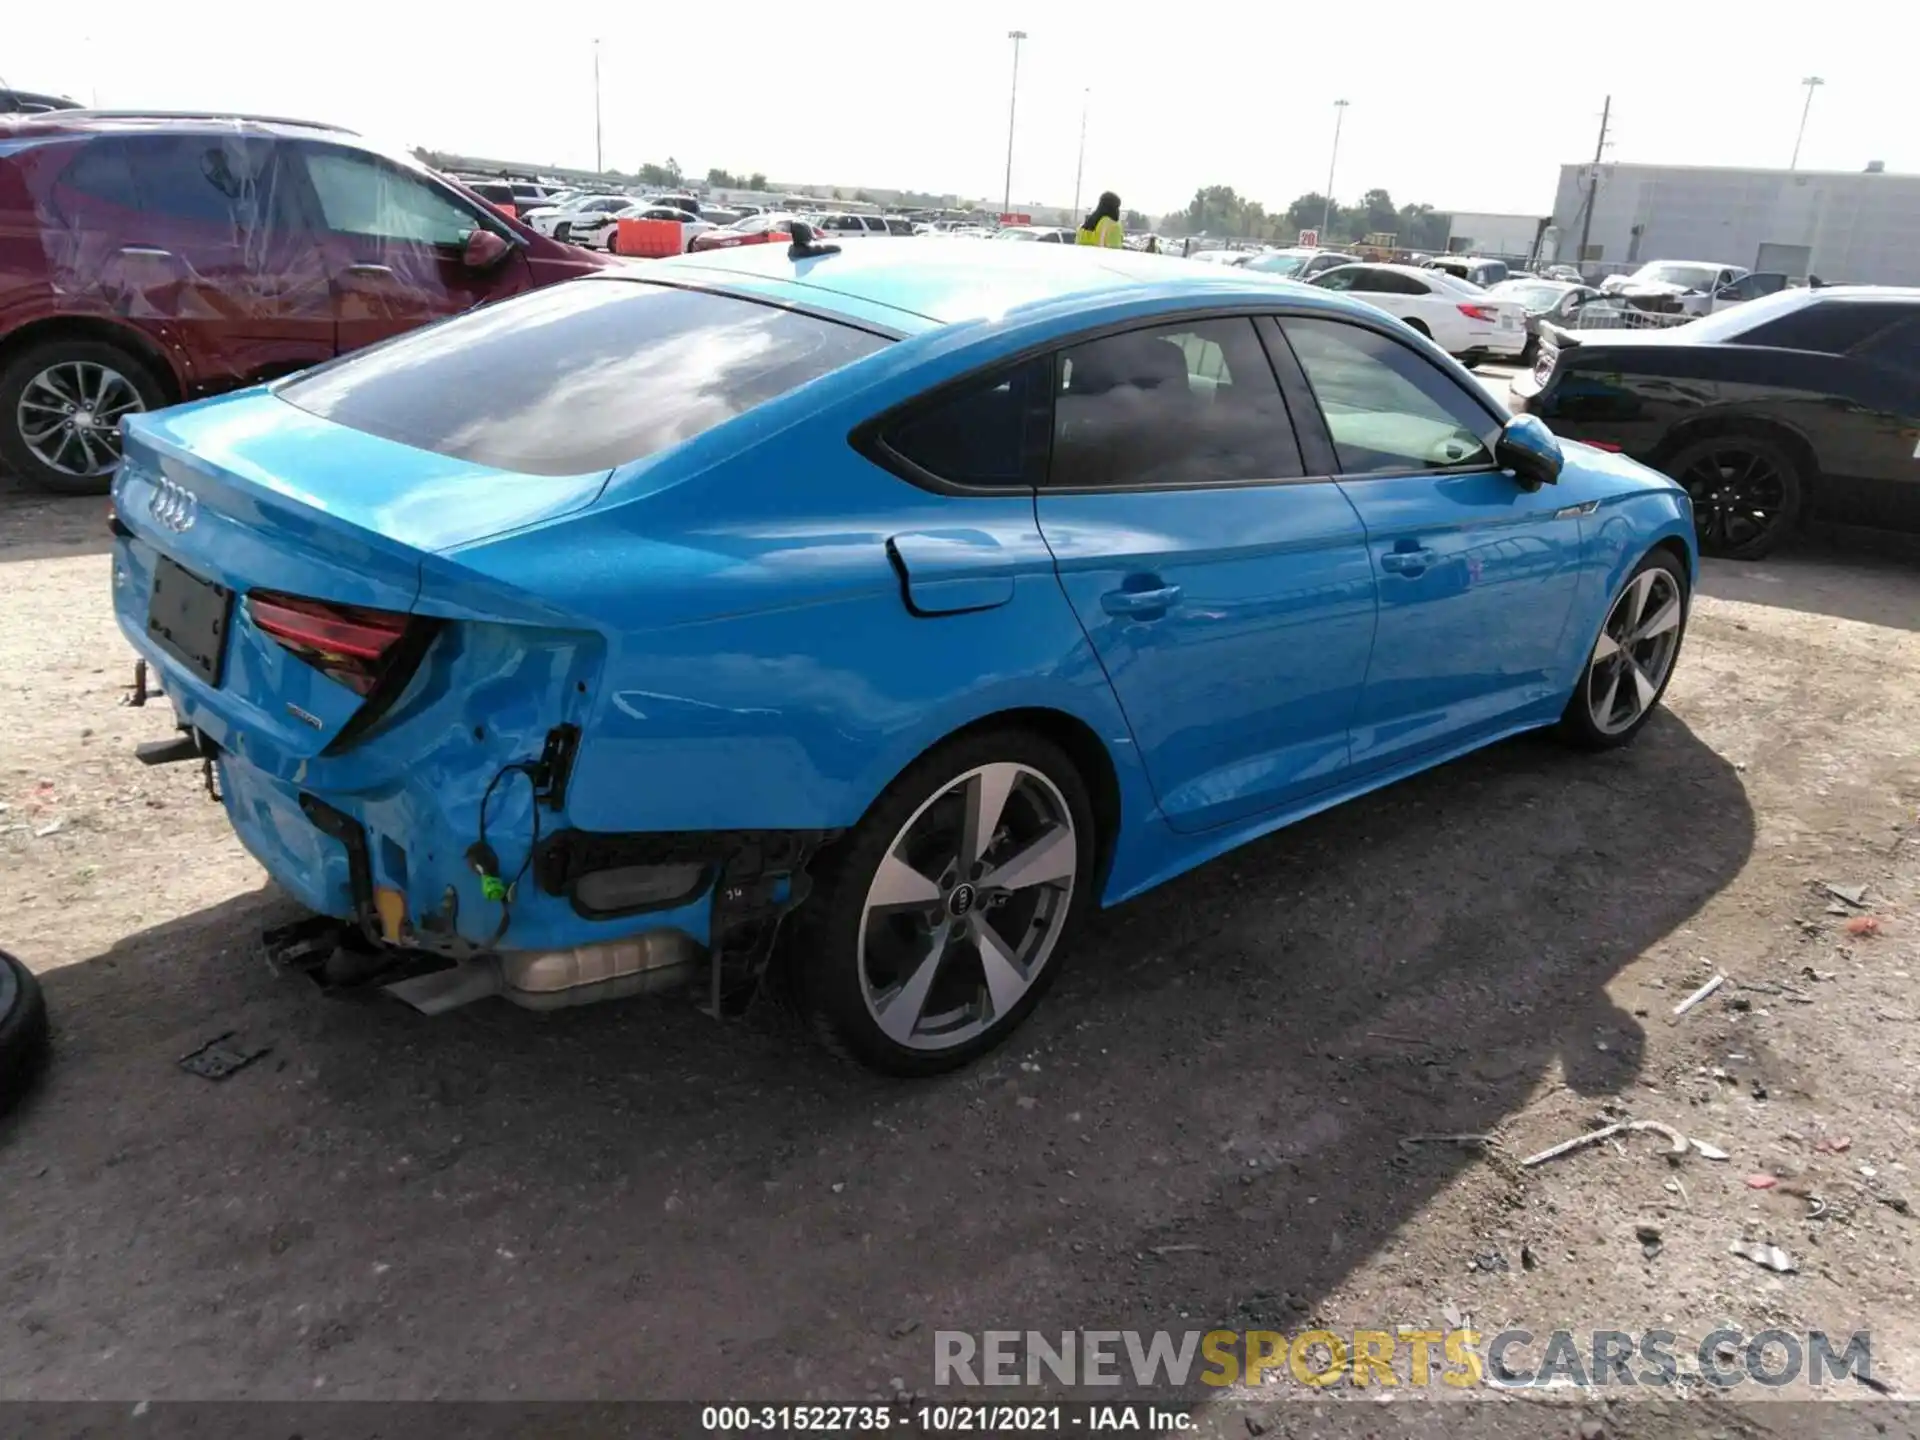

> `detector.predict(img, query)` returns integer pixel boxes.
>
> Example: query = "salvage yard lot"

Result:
[2,483,1918,1431]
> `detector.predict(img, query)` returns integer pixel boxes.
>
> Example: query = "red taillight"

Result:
[1584,441,1625,452]
[1458,303,1499,322]
[248,592,411,695]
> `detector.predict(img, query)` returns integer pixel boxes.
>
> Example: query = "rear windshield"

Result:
[278,280,889,475]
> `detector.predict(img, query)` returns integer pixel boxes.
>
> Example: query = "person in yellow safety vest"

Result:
[1076,191,1124,248]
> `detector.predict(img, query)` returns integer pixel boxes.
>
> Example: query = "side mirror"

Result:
[1496,414,1564,491]
[461,228,511,270]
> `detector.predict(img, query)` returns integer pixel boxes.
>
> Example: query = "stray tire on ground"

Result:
[0,950,49,1114]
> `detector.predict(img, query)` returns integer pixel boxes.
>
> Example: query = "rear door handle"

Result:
[1380,549,1437,574]
[341,263,398,280]
[1101,584,1183,616]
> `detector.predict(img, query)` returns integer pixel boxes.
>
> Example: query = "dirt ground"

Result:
[2,478,1918,1435]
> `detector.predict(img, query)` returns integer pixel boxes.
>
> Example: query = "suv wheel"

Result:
[0,338,167,496]
[796,730,1095,1075]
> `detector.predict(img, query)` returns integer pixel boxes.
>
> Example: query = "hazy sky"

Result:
[9,1,1918,218]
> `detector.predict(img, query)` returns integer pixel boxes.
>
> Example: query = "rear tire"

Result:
[1402,318,1432,339]
[0,337,168,496]
[1557,548,1690,750]
[1661,432,1804,560]
[0,950,50,1114]
[795,729,1096,1076]
[554,221,572,242]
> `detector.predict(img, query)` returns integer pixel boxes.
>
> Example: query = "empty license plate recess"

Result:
[147,555,232,686]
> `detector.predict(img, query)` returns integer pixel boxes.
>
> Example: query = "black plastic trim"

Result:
[535,826,839,921]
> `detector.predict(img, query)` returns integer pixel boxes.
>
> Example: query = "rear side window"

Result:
[59,135,298,230]
[279,281,889,475]
[1049,317,1303,489]
[882,358,1049,489]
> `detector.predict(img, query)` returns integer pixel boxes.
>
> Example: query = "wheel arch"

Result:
[0,315,186,402]
[1650,412,1820,490]
[880,705,1127,899]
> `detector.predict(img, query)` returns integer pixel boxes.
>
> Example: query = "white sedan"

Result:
[519,194,636,244]
[1306,263,1527,363]
[573,204,716,253]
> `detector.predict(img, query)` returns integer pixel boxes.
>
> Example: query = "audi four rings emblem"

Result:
[150,476,198,533]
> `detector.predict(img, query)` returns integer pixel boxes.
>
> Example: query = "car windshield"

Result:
[1246,254,1308,276]
[278,280,890,475]
[995,229,1040,241]
[1633,263,1721,290]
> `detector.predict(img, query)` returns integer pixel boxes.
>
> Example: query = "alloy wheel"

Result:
[858,762,1078,1052]
[1587,567,1684,736]
[1679,445,1787,554]
[16,361,146,478]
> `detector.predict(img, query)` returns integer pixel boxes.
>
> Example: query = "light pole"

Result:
[1002,30,1027,218]
[1320,99,1348,239]
[592,38,604,174]
[1789,75,1824,170]
[1072,87,1089,220]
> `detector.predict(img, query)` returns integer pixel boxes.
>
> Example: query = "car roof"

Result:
[0,108,355,142]
[635,235,1362,333]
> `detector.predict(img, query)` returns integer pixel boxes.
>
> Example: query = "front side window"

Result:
[1313,267,1361,291]
[1282,316,1496,475]
[302,148,484,246]
[279,281,889,475]
[882,358,1048,489]
[1049,317,1302,489]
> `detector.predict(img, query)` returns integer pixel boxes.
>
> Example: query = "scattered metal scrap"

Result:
[1672,973,1727,1018]
[1729,1240,1798,1273]
[1522,1118,1695,1169]
[177,1031,271,1081]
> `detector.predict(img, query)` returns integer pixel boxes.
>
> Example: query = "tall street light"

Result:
[1790,75,1824,170]
[1072,87,1089,219]
[1002,30,1027,217]
[592,38,604,174]
[1321,99,1349,238]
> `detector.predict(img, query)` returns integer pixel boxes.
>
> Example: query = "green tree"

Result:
[706,167,739,188]
[853,189,872,203]
[747,172,768,191]
[1122,208,1151,231]
[637,162,675,187]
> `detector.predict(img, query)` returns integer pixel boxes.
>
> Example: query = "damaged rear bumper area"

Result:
[138,699,832,1017]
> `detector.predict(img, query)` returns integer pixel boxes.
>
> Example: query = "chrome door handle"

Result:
[1102,584,1183,616]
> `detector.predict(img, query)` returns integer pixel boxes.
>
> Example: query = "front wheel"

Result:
[554,220,572,242]
[1558,549,1689,750]
[796,730,1096,1075]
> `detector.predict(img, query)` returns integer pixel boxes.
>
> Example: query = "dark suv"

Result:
[0,112,610,493]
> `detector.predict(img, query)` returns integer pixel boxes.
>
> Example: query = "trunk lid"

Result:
[113,389,608,756]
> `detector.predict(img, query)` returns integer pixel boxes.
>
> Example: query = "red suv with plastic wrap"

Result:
[0,111,609,493]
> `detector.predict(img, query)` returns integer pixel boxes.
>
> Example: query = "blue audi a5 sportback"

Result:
[110,235,1696,1074]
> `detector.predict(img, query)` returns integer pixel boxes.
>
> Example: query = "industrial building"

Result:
[1542,161,1920,285]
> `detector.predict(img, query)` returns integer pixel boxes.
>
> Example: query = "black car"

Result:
[1512,287,1920,559]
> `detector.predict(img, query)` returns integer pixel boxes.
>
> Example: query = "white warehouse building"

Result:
[1542,161,1920,285]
